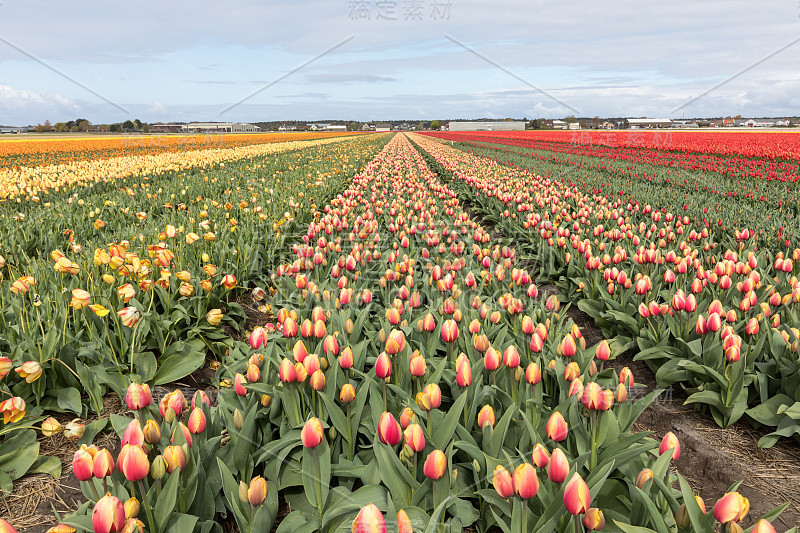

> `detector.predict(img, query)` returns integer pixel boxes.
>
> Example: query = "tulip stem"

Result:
[312,448,324,520]
[346,404,354,461]
[85,479,101,502]
[137,480,157,533]
[590,411,597,471]
[574,514,583,533]
[382,379,387,412]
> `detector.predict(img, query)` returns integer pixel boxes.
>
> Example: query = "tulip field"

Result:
[0,130,799,532]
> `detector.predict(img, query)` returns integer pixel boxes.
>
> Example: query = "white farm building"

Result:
[181,122,260,133]
[447,121,526,131]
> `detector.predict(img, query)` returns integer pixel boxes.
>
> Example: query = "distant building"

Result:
[552,120,567,130]
[181,122,260,133]
[308,123,346,131]
[278,124,297,131]
[362,124,375,131]
[0,127,25,134]
[743,119,776,127]
[625,118,672,129]
[447,121,526,131]
[723,117,735,127]
[150,123,183,133]
[375,123,392,132]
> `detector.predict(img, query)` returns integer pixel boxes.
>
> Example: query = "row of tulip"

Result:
[0,132,359,200]
[205,134,780,532]
[412,132,800,448]
[0,132,789,532]
[0,132,359,171]
[0,134,390,500]
[424,132,799,250]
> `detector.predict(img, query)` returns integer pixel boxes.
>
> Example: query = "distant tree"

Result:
[70,125,79,132]
[734,114,742,120]
[564,115,578,124]
[430,120,440,130]
[77,120,90,132]
[133,119,142,129]
[54,122,67,132]
[531,119,546,129]
[417,122,425,130]
[348,122,362,131]
[65,120,76,130]
[110,123,121,132]
[122,120,135,130]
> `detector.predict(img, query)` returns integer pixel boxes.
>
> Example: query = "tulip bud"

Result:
[713,491,750,524]
[261,394,273,408]
[340,384,356,403]
[583,508,605,531]
[124,497,140,519]
[238,480,250,505]
[145,457,163,481]
[423,450,447,480]
[635,468,654,489]
[143,420,162,444]
[248,476,268,506]
[477,405,495,429]
[403,424,425,453]
[233,408,244,430]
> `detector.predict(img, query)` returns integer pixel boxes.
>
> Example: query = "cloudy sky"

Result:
[1,0,799,125]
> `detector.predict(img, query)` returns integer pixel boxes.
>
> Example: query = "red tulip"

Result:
[403,424,425,452]
[0,519,17,533]
[477,405,495,429]
[234,373,247,396]
[525,362,541,384]
[546,412,568,442]
[441,319,458,343]
[595,340,611,361]
[188,407,207,434]
[92,493,126,533]
[93,448,115,479]
[493,465,514,499]
[547,448,569,483]
[409,354,426,377]
[279,358,297,382]
[423,450,447,480]
[118,445,150,482]
[659,431,680,460]
[250,327,268,349]
[484,346,501,371]
[72,445,97,481]
[560,334,577,357]
[375,352,392,379]
[125,383,152,411]
[301,418,325,448]
[351,503,386,533]
[502,345,520,368]
[513,463,539,499]
[532,443,550,468]
[397,510,412,533]
[564,473,591,515]
[713,492,750,524]
[378,412,402,446]
[339,347,354,369]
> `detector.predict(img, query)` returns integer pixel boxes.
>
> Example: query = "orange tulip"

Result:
[162,445,187,473]
[248,476,268,506]
[375,351,392,379]
[441,319,458,343]
[340,384,356,403]
[397,510,412,533]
